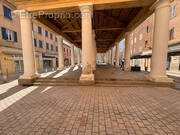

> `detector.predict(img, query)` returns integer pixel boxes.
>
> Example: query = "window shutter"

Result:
[14,31,18,42]
[34,39,37,47]
[1,27,7,40]
[3,5,12,19]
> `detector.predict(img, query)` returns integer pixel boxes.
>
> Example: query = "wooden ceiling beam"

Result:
[63,27,123,33]
[74,39,114,42]
[106,6,153,52]
[36,16,80,47]
[97,12,125,27]
[61,19,79,30]
[10,0,156,12]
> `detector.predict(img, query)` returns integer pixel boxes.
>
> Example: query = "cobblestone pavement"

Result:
[0,85,180,135]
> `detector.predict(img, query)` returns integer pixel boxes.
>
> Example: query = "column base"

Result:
[146,74,174,87]
[146,74,173,83]
[57,67,65,71]
[124,67,131,72]
[115,65,120,68]
[18,74,40,86]
[79,73,95,85]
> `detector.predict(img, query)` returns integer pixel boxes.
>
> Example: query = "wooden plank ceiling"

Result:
[10,0,156,53]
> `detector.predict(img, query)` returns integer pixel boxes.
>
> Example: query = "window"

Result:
[38,26,42,34]
[56,46,58,52]
[170,5,176,19]
[6,29,12,41]
[39,40,43,48]
[169,28,174,40]
[33,39,37,47]
[147,25,150,33]
[50,33,53,39]
[1,27,18,42]
[51,44,53,50]
[3,5,12,19]
[45,30,48,37]
[139,34,143,40]
[46,43,49,50]
[55,37,58,42]
[145,40,148,48]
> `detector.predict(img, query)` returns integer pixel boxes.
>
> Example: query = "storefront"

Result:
[0,52,23,74]
[42,53,57,71]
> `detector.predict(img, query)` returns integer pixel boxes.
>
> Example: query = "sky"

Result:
[63,40,71,46]
[119,39,124,51]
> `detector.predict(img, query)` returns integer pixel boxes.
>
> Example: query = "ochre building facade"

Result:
[0,0,71,74]
[126,0,180,73]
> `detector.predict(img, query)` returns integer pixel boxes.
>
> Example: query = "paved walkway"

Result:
[39,65,148,81]
[95,65,147,80]
[0,83,180,135]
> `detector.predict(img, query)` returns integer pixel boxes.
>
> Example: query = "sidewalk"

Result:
[0,69,51,84]
[0,72,23,84]
[167,71,180,78]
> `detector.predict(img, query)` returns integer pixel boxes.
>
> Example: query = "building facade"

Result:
[0,0,71,74]
[0,0,22,74]
[63,44,71,66]
[127,0,180,73]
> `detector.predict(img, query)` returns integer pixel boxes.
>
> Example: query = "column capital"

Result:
[151,0,172,11]
[79,3,93,13]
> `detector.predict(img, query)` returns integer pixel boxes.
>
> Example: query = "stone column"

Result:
[39,54,43,71]
[124,32,131,71]
[108,50,111,64]
[71,46,75,67]
[111,47,115,66]
[79,4,94,84]
[57,36,65,70]
[105,53,108,64]
[115,43,120,68]
[17,10,39,85]
[92,30,97,70]
[107,51,109,64]
[147,0,173,83]
[52,58,56,69]
[78,48,81,66]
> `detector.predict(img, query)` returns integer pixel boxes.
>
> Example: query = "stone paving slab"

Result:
[40,65,148,81]
[95,65,148,80]
[0,85,180,135]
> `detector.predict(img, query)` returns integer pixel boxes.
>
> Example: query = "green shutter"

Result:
[1,27,7,40]
[14,31,18,42]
